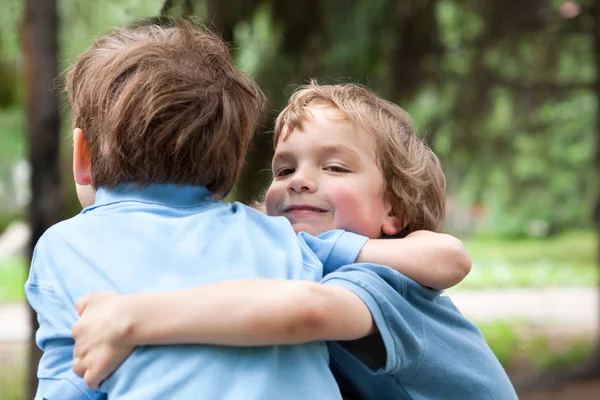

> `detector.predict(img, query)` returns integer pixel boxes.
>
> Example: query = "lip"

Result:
[283,204,327,217]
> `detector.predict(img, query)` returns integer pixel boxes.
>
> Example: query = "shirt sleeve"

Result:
[320,263,431,376]
[25,241,106,400]
[298,230,369,275]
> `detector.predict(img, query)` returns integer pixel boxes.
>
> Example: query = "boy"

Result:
[25,22,469,400]
[71,82,518,399]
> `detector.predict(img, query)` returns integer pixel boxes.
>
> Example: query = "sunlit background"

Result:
[1,0,599,398]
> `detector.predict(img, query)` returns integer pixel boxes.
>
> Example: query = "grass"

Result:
[0,362,25,400]
[478,320,595,372]
[457,230,598,289]
[0,256,26,304]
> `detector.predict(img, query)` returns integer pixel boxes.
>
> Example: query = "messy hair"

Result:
[65,20,265,196]
[274,81,446,235]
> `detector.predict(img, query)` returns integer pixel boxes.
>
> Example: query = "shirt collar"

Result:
[89,183,214,211]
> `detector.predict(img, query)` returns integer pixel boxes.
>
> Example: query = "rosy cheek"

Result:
[327,181,384,238]
[264,183,283,216]
[327,185,367,224]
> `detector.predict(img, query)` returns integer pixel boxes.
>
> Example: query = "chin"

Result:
[292,223,329,236]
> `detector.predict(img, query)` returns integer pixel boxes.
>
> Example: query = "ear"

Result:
[381,203,403,236]
[73,128,92,185]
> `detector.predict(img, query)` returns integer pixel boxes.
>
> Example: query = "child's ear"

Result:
[381,201,404,236]
[381,213,403,236]
[73,128,92,185]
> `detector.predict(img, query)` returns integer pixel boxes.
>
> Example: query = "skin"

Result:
[73,128,96,207]
[266,104,402,238]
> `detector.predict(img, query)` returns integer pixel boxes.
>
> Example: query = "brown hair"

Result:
[65,20,264,196]
[274,81,446,235]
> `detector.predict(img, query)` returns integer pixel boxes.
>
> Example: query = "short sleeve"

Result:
[320,263,428,376]
[298,230,369,274]
[25,241,106,400]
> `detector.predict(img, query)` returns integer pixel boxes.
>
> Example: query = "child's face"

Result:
[265,105,400,239]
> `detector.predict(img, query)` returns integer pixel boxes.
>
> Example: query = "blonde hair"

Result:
[274,81,446,235]
[65,20,264,196]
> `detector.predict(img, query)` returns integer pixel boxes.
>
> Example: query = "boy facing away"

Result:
[71,81,518,399]
[25,22,472,400]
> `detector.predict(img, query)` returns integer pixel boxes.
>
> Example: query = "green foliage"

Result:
[0,256,26,304]
[0,108,26,218]
[527,336,593,372]
[458,231,597,289]
[478,321,520,368]
[0,0,598,235]
[0,362,25,400]
[59,0,165,65]
[477,321,595,373]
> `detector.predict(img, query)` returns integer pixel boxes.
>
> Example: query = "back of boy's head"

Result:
[65,20,264,196]
[274,81,446,236]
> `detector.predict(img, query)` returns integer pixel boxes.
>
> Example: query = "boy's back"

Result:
[27,184,356,399]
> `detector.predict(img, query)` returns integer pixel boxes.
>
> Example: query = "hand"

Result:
[71,292,136,390]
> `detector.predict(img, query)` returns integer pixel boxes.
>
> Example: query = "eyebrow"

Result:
[272,144,363,166]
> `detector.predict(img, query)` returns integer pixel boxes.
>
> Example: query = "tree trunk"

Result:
[22,0,63,397]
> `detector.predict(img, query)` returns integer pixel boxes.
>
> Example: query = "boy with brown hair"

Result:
[71,82,517,399]
[25,22,470,400]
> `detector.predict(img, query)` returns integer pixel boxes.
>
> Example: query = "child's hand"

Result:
[71,292,135,390]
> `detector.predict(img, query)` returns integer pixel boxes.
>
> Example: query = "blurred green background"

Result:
[1,0,599,398]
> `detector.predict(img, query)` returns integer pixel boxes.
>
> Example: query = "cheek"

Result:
[327,180,387,237]
[264,182,283,216]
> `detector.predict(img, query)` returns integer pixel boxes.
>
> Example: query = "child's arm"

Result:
[357,231,471,290]
[71,280,374,388]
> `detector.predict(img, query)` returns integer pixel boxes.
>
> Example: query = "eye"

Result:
[325,165,350,173]
[275,167,295,177]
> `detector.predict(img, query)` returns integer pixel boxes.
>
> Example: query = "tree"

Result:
[22,0,62,396]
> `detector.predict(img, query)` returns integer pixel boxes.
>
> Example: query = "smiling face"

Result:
[265,104,401,238]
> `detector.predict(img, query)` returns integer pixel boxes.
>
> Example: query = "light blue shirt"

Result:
[25,184,368,400]
[322,264,518,400]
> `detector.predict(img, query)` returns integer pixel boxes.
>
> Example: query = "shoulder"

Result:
[231,202,293,228]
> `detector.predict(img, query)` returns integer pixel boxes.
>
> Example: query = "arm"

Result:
[356,231,472,290]
[75,280,373,346]
[71,279,373,388]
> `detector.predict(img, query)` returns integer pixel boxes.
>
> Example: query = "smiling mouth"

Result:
[283,205,327,214]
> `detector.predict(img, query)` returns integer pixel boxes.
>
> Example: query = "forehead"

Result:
[276,105,374,150]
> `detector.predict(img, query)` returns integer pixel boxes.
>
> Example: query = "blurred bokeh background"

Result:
[1,0,600,398]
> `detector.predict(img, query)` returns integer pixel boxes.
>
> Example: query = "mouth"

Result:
[283,204,327,215]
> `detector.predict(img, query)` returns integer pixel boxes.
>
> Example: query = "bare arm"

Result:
[356,231,471,290]
[71,279,374,388]
[123,280,371,345]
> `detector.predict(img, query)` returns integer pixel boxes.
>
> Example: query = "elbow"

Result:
[280,284,330,342]
[446,236,472,287]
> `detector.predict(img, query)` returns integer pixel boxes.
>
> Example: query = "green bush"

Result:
[0,362,25,400]
[478,321,520,368]
[0,256,26,304]
[458,230,597,289]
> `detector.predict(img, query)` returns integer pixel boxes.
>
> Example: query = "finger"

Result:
[84,369,100,391]
[72,342,88,359]
[71,320,81,339]
[75,295,91,316]
[72,357,85,377]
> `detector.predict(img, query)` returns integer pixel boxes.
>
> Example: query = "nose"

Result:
[287,169,316,193]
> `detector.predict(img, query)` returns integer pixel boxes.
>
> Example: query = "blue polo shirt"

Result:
[322,264,518,400]
[25,184,368,400]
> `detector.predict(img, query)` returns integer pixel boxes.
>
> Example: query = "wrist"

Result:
[114,294,138,345]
